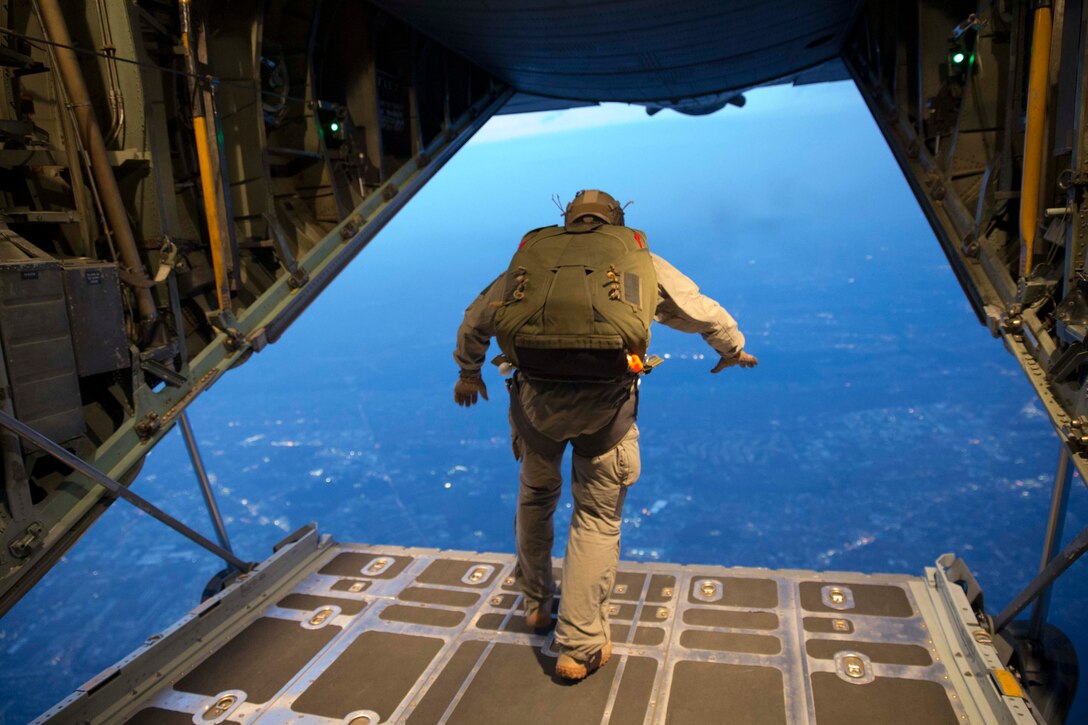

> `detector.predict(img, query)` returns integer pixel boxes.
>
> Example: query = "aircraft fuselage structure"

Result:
[0,0,1084,722]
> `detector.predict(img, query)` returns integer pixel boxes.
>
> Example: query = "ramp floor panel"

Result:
[123,544,980,724]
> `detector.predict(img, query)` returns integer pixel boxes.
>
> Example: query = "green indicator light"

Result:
[330,122,340,132]
[952,52,965,64]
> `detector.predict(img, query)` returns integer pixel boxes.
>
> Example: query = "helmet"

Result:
[564,189,624,227]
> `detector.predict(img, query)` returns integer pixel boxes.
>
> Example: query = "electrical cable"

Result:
[0,25,313,106]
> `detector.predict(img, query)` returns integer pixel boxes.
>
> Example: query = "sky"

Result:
[2,80,1086,723]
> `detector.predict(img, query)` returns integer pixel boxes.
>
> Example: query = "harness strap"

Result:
[507,375,638,460]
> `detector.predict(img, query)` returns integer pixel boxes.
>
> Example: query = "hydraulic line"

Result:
[1019,0,1053,278]
[179,0,231,312]
[35,0,158,330]
[94,0,125,147]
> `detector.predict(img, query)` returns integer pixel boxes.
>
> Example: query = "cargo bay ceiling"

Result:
[371,0,857,114]
[2,0,1087,626]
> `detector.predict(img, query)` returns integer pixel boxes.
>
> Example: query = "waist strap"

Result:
[507,375,638,459]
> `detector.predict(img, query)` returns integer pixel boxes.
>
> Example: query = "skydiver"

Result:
[453,189,757,680]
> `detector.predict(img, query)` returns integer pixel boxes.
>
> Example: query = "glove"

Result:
[454,374,489,407]
[710,351,758,373]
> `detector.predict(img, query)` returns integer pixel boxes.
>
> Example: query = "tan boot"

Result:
[523,599,553,629]
[555,642,612,680]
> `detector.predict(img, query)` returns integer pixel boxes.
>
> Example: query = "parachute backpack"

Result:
[494,191,657,382]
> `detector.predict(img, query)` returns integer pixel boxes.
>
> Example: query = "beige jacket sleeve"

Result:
[453,273,506,376]
[652,253,746,359]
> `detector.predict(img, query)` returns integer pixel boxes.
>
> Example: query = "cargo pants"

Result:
[513,423,641,661]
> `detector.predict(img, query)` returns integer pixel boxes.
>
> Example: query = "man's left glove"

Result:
[454,373,489,407]
[710,351,759,373]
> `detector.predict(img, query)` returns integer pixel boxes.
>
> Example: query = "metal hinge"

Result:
[7,522,43,559]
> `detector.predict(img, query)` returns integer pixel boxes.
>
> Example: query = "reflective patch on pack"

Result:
[624,272,641,307]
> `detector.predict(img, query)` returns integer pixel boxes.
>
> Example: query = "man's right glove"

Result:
[454,374,489,407]
[710,351,759,373]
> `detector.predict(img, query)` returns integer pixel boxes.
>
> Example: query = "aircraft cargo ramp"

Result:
[37,528,1035,724]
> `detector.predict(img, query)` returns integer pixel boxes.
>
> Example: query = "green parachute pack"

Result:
[494,223,657,381]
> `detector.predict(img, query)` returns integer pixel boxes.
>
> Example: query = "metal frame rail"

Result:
[0,409,249,571]
[841,0,1088,676]
[0,80,512,615]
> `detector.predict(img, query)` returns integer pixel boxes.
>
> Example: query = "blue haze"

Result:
[1,82,1086,722]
